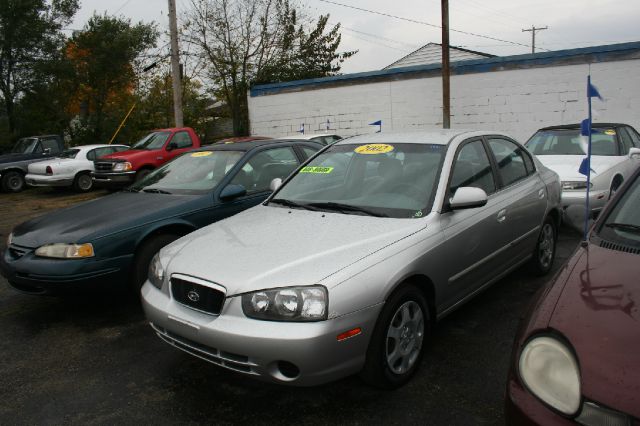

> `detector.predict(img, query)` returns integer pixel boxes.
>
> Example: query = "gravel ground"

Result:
[0,189,581,425]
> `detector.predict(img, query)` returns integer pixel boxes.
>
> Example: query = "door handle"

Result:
[538,188,545,199]
[497,209,507,223]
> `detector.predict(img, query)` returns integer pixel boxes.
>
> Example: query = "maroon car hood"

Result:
[549,243,640,417]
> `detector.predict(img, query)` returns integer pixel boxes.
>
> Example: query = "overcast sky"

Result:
[73,0,640,74]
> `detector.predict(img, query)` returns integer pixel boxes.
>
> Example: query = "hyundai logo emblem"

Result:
[187,290,200,302]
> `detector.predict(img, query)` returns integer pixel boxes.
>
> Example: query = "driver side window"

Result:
[171,131,193,149]
[230,147,299,193]
[449,140,496,195]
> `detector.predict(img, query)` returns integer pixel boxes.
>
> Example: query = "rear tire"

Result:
[1,171,25,193]
[360,284,430,389]
[528,216,556,276]
[131,234,181,295]
[73,172,93,192]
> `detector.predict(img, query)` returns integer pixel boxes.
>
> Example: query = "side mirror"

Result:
[166,142,178,151]
[43,148,51,155]
[590,208,602,220]
[269,178,282,192]
[220,184,247,201]
[450,187,488,210]
[629,147,640,160]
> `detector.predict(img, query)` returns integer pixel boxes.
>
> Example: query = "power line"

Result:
[522,26,548,54]
[316,0,548,51]
[114,0,134,15]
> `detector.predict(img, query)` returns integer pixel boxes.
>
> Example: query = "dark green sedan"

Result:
[0,139,322,294]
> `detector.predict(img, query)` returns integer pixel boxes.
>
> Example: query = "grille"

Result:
[150,323,257,374]
[599,240,640,255]
[171,275,226,315]
[94,161,115,172]
[8,244,30,259]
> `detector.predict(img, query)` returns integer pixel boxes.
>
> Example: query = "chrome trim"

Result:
[150,322,259,375]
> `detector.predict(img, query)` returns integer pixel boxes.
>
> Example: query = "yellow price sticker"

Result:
[300,166,334,174]
[354,144,394,154]
[191,151,213,157]
[604,129,616,135]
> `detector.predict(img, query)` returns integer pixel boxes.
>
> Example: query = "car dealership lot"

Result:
[0,189,581,425]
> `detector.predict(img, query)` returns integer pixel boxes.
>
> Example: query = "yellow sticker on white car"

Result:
[191,151,213,157]
[300,166,334,174]
[604,129,616,135]
[354,144,394,154]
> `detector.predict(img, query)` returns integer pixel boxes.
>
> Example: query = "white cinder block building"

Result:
[248,42,640,143]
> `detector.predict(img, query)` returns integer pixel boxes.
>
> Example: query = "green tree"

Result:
[0,0,78,137]
[185,0,355,136]
[66,14,157,144]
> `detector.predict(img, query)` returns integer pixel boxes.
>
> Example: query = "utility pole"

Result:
[168,0,184,127]
[522,25,548,54]
[441,0,450,129]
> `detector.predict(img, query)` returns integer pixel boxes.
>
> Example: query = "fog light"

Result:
[277,361,300,379]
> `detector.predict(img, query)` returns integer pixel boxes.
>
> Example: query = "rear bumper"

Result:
[25,173,73,187]
[91,171,136,185]
[0,247,132,295]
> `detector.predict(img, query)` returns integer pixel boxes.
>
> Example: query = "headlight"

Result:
[241,286,328,321]
[6,232,12,246]
[519,335,581,415]
[35,243,94,259]
[562,181,592,191]
[113,162,132,172]
[148,253,165,289]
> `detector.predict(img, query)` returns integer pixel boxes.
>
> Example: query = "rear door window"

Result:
[487,138,530,187]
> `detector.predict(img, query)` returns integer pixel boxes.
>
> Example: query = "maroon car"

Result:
[505,164,640,425]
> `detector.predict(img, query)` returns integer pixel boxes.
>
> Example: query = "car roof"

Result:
[334,129,503,146]
[276,133,339,140]
[70,144,128,150]
[196,138,320,152]
[538,123,629,131]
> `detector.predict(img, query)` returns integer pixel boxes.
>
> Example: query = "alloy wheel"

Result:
[537,223,555,270]
[385,301,424,375]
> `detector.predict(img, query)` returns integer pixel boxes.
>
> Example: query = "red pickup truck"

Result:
[92,127,201,185]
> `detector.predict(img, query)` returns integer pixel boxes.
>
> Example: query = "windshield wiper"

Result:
[142,188,172,194]
[605,222,640,234]
[307,202,388,217]
[269,198,320,211]
[121,187,140,193]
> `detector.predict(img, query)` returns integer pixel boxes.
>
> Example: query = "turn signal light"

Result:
[337,327,362,341]
[46,166,53,175]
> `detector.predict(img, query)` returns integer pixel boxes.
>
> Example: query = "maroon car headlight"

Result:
[519,336,581,416]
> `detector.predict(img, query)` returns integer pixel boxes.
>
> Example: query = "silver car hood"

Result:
[164,204,426,296]
[536,155,623,180]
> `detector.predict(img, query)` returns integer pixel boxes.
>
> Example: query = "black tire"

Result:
[72,172,93,192]
[528,216,557,276]
[131,233,181,294]
[360,284,430,389]
[1,170,25,193]
[135,168,152,182]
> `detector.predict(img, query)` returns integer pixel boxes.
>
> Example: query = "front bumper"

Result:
[25,173,73,187]
[91,171,136,185]
[141,281,382,386]
[561,189,609,226]
[0,245,132,294]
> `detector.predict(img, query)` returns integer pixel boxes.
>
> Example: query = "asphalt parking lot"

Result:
[0,189,582,425]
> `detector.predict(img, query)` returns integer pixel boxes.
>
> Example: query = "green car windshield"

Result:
[527,129,619,156]
[272,143,446,218]
[130,150,244,195]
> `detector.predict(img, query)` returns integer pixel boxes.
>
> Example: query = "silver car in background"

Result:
[142,130,561,388]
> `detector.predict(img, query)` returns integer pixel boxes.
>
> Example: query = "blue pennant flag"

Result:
[587,81,603,100]
[578,157,593,176]
[580,119,590,137]
[369,120,382,126]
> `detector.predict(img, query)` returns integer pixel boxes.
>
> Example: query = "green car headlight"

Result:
[519,335,581,415]
[241,286,328,321]
[35,243,95,259]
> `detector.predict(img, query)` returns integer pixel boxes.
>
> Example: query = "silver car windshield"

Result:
[130,150,244,195]
[272,143,446,218]
[527,129,619,156]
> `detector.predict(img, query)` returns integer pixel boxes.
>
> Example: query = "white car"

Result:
[26,144,129,192]
[277,133,342,146]
[526,123,640,225]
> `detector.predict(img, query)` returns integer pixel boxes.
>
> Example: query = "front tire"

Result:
[73,172,93,192]
[131,234,181,294]
[360,284,430,389]
[528,216,556,276]
[135,168,152,182]
[1,171,25,193]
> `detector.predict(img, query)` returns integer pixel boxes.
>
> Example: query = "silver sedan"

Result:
[141,130,561,388]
